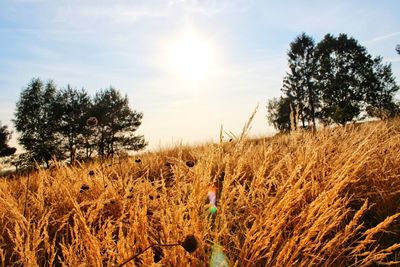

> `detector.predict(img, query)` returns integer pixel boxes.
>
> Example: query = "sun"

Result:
[167,32,215,82]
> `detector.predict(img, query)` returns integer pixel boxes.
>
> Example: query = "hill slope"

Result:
[1,119,400,266]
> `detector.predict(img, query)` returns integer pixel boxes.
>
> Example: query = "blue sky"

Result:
[0,0,399,150]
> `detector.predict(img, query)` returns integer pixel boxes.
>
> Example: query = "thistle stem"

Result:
[117,243,181,267]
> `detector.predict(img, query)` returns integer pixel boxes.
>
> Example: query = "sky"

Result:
[0,0,399,151]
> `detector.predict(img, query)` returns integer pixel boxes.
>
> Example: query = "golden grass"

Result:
[1,118,400,266]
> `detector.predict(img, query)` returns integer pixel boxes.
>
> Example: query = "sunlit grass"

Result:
[1,118,400,266]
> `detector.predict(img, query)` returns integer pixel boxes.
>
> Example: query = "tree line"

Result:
[1,78,147,169]
[0,33,398,168]
[268,33,399,132]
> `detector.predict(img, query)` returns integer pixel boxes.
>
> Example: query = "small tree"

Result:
[0,123,16,157]
[267,97,292,132]
[14,78,61,167]
[91,87,147,157]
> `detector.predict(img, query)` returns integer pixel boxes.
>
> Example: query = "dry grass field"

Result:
[1,118,400,266]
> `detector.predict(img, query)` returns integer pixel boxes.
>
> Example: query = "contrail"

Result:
[365,32,400,44]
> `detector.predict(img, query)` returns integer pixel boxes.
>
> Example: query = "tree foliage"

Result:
[53,86,92,163]
[14,79,147,166]
[315,34,372,125]
[14,78,61,166]
[0,123,16,157]
[282,33,317,130]
[268,33,399,132]
[91,88,147,157]
[267,97,292,132]
[365,57,400,119]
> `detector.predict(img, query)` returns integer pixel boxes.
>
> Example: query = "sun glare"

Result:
[167,32,215,82]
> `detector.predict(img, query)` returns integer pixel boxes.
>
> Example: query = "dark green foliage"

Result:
[91,87,147,157]
[9,152,34,171]
[267,97,292,132]
[14,79,147,165]
[315,34,373,125]
[0,123,16,157]
[365,57,400,119]
[14,78,61,167]
[53,86,93,163]
[282,33,318,130]
[269,33,399,132]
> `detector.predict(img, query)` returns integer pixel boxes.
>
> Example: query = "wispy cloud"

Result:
[167,0,252,16]
[365,32,400,44]
[77,6,167,22]
[48,3,169,31]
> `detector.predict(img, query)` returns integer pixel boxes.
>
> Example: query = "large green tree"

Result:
[91,87,147,157]
[314,34,373,125]
[14,78,61,167]
[0,123,16,157]
[53,86,92,163]
[282,33,318,130]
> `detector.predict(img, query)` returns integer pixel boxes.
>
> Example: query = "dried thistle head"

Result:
[186,160,195,168]
[181,235,198,253]
[152,246,164,263]
[80,184,90,193]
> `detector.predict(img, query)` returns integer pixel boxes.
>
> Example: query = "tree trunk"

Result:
[301,108,306,128]
[307,80,316,132]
